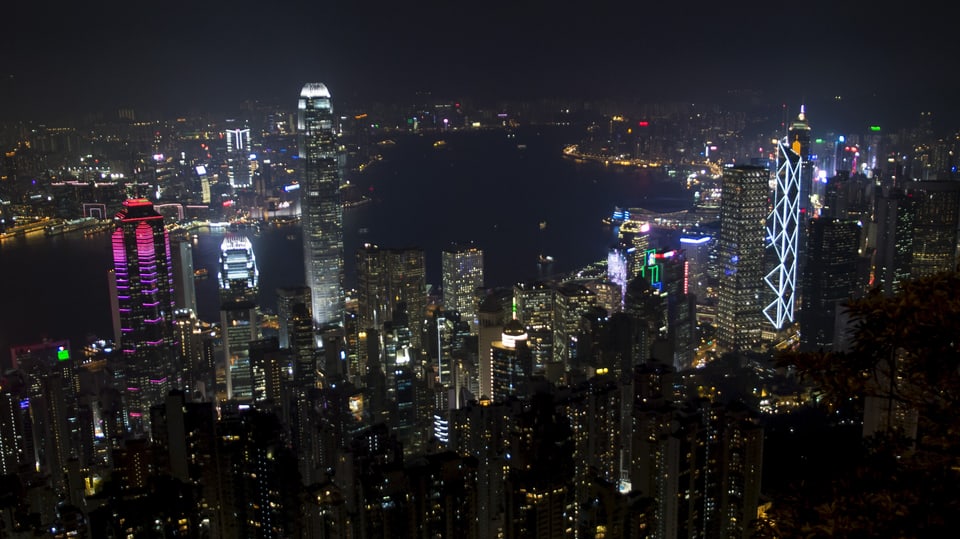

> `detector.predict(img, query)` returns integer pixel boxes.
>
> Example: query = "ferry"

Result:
[2,218,52,239]
[601,206,629,226]
[344,198,372,209]
[538,254,555,265]
[46,217,105,236]
[194,268,209,280]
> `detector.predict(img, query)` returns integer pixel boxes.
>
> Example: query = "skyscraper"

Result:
[217,234,259,303]
[872,187,915,296]
[220,300,258,401]
[170,239,197,315]
[298,82,344,331]
[225,125,252,188]
[514,281,555,370]
[800,218,863,351]
[764,138,801,330]
[215,235,261,401]
[788,106,813,215]
[441,242,484,334]
[491,320,531,402]
[906,180,960,279]
[553,282,596,372]
[276,286,312,349]
[716,166,769,352]
[355,243,427,352]
[110,198,176,427]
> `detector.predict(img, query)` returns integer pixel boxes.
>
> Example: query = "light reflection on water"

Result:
[0,125,693,356]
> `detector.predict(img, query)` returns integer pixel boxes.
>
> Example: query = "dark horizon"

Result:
[6,1,960,132]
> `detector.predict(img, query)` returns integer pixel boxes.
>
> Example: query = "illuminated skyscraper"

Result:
[514,281,555,370]
[491,320,531,402]
[553,282,596,371]
[298,82,344,330]
[218,234,259,303]
[215,237,260,401]
[221,300,258,401]
[873,188,916,296]
[0,379,30,476]
[716,166,768,352]
[441,242,484,334]
[225,125,252,188]
[764,139,801,330]
[906,180,960,279]
[110,198,176,427]
[679,233,714,304]
[788,107,813,215]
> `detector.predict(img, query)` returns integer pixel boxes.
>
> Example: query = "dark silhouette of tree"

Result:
[754,271,960,538]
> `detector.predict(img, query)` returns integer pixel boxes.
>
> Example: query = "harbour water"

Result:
[0,124,694,354]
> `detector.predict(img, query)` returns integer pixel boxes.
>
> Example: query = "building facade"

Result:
[218,234,259,304]
[299,82,344,331]
[110,198,176,428]
[441,242,484,334]
[716,166,769,352]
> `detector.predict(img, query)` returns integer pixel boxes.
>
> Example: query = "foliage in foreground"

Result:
[755,272,960,538]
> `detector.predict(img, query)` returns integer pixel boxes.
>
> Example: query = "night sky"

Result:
[5,1,960,129]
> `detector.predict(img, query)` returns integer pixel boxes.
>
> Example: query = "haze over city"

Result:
[6,0,960,130]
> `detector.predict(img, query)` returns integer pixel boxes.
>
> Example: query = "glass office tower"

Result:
[298,82,344,330]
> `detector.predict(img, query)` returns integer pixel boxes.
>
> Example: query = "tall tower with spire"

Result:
[788,106,813,216]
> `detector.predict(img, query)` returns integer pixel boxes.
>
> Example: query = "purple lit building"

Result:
[109,198,176,431]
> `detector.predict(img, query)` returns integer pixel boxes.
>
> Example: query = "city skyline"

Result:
[4,1,960,131]
[3,17,960,529]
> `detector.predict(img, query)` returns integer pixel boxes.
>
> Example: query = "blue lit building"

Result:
[764,138,801,330]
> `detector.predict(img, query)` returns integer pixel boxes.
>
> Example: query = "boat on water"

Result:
[194,268,209,280]
[538,254,555,265]
[343,197,373,209]
[602,206,629,226]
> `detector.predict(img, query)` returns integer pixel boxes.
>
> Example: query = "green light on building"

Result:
[870,126,881,132]
[57,349,70,361]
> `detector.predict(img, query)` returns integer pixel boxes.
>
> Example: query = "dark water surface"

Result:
[0,125,693,355]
